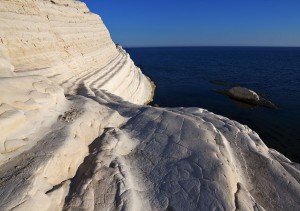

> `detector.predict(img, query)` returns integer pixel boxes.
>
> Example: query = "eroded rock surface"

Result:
[229,86,278,109]
[63,89,300,211]
[0,0,299,211]
[0,0,152,105]
[229,86,260,102]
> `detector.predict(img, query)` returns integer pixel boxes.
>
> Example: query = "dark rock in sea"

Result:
[213,86,278,109]
[229,86,260,102]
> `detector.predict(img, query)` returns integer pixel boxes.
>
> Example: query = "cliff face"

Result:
[0,1,300,211]
[0,0,152,104]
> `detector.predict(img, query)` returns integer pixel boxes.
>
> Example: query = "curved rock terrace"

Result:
[0,0,299,210]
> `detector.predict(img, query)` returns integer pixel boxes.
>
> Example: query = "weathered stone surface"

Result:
[0,0,152,105]
[0,76,126,210]
[229,86,260,102]
[63,91,300,211]
[215,86,278,109]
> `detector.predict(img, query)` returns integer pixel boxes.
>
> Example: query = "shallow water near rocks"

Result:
[127,47,300,163]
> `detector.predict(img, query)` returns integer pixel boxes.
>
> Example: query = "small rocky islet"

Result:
[213,85,278,109]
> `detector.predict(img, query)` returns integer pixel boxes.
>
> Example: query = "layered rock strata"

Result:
[0,0,299,211]
[0,0,152,104]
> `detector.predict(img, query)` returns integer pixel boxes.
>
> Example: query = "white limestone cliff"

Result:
[0,0,299,211]
[0,0,152,104]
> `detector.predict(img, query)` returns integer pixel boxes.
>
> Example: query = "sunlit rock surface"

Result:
[63,90,300,211]
[0,0,299,211]
[0,0,152,105]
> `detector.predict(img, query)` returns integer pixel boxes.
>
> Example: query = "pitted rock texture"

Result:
[63,91,300,211]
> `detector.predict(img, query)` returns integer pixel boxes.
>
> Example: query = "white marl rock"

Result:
[0,0,152,105]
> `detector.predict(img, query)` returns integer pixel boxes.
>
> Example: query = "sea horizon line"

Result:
[124,45,300,49]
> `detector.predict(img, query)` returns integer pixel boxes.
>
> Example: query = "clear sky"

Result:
[81,0,300,47]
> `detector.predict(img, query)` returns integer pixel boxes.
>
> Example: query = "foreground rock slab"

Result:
[0,76,126,210]
[63,89,300,211]
[1,84,300,210]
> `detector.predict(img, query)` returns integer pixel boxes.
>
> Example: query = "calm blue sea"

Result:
[126,47,300,163]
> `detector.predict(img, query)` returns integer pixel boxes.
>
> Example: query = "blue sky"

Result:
[81,0,300,47]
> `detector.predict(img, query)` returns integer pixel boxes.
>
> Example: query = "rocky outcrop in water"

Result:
[214,86,278,109]
[229,86,277,108]
[0,0,299,210]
